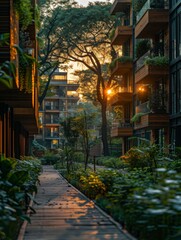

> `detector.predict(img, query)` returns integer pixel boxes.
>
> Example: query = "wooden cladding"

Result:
[111,26,132,45]
[134,113,169,130]
[110,0,131,15]
[109,92,132,106]
[135,65,169,84]
[111,61,132,77]
[135,9,169,38]
[111,126,133,137]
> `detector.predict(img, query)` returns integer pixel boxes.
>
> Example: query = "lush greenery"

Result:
[144,56,169,67]
[109,56,132,70]
[55,144,181,240]
[14,0,33,30]
[131,112,145,123]
[38,0,123,156]
[136,39,151,58]
[0,155,41,240]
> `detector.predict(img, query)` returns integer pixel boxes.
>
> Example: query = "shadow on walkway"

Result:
[19,165,136,240]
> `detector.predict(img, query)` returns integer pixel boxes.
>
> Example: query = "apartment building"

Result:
[0,0,39,158]
[169,0,181,147]
[109,0,133,154]
[38,70,79,149]
[110,0,178,153]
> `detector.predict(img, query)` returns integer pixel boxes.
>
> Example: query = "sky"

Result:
[77,0,110,6]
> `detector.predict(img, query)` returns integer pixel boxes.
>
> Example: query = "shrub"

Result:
[80,173,106,199]
[144,56,169,67]
[41,151,60,165]
[0,156,41,239]
[136,39,151,58]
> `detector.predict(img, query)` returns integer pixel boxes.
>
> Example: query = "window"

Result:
[170,5,181,60]
[171,65,181,114]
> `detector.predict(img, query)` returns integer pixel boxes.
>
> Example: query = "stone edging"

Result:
[17,192,36,240]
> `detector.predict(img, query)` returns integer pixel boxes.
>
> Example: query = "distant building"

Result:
[36,70,79,149]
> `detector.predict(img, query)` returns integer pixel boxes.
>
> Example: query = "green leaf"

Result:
[8,170,29,186]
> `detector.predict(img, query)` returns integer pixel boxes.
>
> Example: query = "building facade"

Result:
[169,0,181,147]
[110,0,181,153]
[0,0,39,158]
[37,70,79,149]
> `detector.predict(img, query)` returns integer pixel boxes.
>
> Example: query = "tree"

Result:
[47,2,118,155]
[60,102,100,170]
[37,0,77,105]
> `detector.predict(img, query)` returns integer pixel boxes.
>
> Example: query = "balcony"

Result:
[45,132,60,139]
[134,112,169,130]
[111,25,132,45]
[110,0,131,15]
[135,0,169,38]
[0,89,39,134]
[110,56,132,77]
[109,86,132,106]
[111,120,133,137]
[45,105,59,112]
[135,54,169,84]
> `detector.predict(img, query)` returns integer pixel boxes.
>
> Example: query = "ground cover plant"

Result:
[0,155,41,240]
[55,144,181,240]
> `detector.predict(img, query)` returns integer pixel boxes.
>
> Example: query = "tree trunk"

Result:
[101,101,110,156]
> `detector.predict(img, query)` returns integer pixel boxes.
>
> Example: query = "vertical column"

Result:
[0,111,2,155]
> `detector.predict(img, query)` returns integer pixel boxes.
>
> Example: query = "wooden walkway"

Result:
[19,166,136,240]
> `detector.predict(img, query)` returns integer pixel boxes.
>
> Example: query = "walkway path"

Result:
[20,166,136,240]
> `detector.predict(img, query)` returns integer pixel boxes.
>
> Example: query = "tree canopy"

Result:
[38,0,119,155]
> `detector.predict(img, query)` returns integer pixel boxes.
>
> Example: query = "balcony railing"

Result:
[136,101,150,114]
[112,119,132,128]
[44,118,59,124]
[136,0,168,23]
[136,51,149,71]
[115,86,133,93]
[45,105,59,111]
[45,132,59,138]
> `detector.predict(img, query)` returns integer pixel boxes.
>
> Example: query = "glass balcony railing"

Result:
[45,105,59,110]
[136,101,150,114]
[112,119,132,128]
[136,0,168,23]
[45,132,59,138]
[136,51,150,71]
[115,86,133,94]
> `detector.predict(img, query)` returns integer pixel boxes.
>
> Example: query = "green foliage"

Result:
[109,56,132,70]
[80,173,106,199]
[167,160,181,173]
[14,45,36,93]
[109,28,115,40]
[133,0,147,13]
[120,145,161,170]
[0,33,9,47]
[0,61,15,89]
[0,156,41,239]
[55,144,181,239]
[125,169,181,239]
[136,39,151,58]
[144,56,169,67]
[14,0,33,30]
[96,156,126,169]
[41,151,60,165]
[35,4,41,29]
[131,112,145,123]
[175,147,181,159]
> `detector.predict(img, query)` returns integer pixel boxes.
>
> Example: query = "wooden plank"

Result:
[22,166,136,240]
